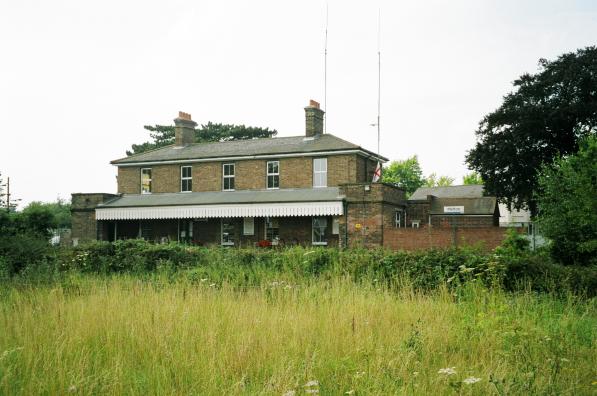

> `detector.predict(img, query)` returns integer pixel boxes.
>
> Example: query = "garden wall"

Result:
[384,225,512,251]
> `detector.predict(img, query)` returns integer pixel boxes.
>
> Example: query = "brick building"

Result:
[72,101,507,250]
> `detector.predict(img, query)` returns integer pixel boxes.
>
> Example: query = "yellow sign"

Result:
[355,223,362,230]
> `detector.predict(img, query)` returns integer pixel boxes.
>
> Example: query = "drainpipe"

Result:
[344,200,349,249]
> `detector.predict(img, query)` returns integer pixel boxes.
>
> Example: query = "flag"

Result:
[372,162,381,183]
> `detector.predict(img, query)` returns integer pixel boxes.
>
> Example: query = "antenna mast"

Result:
[376,8,381,158]
[324,2,329,134]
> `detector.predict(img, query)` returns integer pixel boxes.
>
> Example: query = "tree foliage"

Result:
[462,171,483,185]
[424,173,454,187]
[466,46,597,214]
[382,156,425,196]
[127,122,278,156]
[536,136,597,266]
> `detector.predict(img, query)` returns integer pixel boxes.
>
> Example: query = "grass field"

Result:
[0,275,595,395]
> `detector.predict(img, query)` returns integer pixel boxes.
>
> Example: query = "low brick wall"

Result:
[383,226,512,251]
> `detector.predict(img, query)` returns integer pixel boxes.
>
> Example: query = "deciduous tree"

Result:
[462,172,483,185]
[466,46,597,214]
[382,156,425,196]
[536,136,597,266]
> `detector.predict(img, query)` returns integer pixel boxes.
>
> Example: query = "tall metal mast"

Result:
[324,2,329,134]
[376,8,381,158]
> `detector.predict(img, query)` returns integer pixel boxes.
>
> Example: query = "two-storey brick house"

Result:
[72,100,408,247]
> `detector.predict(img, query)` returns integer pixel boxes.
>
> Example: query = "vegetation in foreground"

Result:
[0,275,595,395]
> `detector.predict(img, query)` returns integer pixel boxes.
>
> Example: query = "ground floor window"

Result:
[312,217,328,245]
[265,217,280,244]
[179,219,193,243]
[221,220,235,245]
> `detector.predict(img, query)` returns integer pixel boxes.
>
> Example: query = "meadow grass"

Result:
[0,275,595,395]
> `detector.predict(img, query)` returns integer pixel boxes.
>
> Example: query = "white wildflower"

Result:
[209,283,216,287]
[282,391,296,396]
[304,380,319,387]
[412,371,419,377]
[345,390,355,395]
[560,358,569,362]
[462,377,481,385]
[200,278,208,282]
[438,367,457,376]
[305,390,319,394]
[354,371,365,378]
[68,385,77,393]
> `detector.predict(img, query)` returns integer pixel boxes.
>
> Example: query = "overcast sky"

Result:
[1,0,596,207]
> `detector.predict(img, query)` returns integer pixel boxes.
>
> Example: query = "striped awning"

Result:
[96,201,343,220]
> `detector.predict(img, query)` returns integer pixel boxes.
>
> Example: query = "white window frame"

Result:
[395,211,402,228]
[243,217,254,236]
[313,158,327,188]
[181,166,192,193]
[140,168,152,194]
[312,216,328,245]
[264,217,280,245]
[266,160,280,190]
[221,219,235,246]
[223,163,235,191]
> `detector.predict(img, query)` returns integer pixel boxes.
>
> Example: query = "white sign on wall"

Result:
[443,206,464,214]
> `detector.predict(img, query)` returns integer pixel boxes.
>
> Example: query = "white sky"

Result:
[1,0,596,207]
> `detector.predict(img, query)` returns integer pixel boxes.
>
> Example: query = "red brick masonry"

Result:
[383,226,511,251]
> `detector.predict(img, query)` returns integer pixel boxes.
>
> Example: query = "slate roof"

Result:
[430,197,498,215]
[99,187,343,208]
[112,134,387,165]
[409,185,485,200]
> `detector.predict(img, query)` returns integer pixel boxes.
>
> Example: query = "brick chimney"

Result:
[174,111,197,146]
[304,99,324,137]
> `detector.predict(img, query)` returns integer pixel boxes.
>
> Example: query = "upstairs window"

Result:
[141,168,152,194]
[312,217,328,245]
[267,161,279,189]
[181,166,192,192]
[313,158,327,188]
[223,163,235,191]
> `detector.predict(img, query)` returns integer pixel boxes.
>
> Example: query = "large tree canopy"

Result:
[382,156,425,197]
[465,46,597,214]
[127,122,278,156]
[536,136,597,266]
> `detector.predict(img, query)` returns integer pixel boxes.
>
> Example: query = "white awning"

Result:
[96,201,343,220]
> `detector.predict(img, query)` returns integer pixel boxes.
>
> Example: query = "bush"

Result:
[3,237,595,296]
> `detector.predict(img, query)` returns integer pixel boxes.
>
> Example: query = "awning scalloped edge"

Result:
[96,201,343,220]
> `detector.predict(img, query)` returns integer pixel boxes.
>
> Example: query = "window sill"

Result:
[313,185,328,189]
[312,242,328,246]
[221,242,235,246]
[180,190,192,193]
[141,191,152,195]
[223,189,235,192]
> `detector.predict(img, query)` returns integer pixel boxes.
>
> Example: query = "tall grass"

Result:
[1,275,595,395]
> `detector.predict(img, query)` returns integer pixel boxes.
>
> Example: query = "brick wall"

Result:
[279,157,313,188]
[153,165,180,193]
[383,225,513,251]
[116,154,370,194]
[117,167,140,194]
[340,183,407,248]
[194,162,221,192]
[71,193,118,244]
